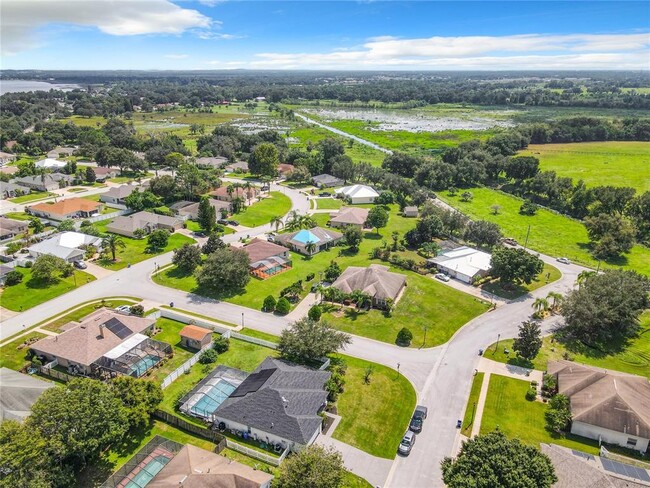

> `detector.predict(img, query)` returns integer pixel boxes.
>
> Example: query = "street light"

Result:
[241,312,244,328]
[397,362,401,376]
[495,333,501,353]
[421,325,428,349]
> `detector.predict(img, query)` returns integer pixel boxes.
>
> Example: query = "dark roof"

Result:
[215,357,330,445]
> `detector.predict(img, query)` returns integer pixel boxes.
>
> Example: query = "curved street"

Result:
[0,178,586,487]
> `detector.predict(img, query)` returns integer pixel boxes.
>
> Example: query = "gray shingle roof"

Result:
[0,368,54,422]
[332,264,407,301]
[215,357,330,445]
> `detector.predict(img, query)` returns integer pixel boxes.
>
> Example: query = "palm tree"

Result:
[243,182,254,205]
[546,291,563,312]
[304,240,317,256]
[532,297,549,316]
[576,270,596,287]
[391,231,400,252]
[102,234,126,262]
[270,216,284,232]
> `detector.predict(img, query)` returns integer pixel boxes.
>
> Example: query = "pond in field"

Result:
[229,116,290,134]
[303,108,515,133]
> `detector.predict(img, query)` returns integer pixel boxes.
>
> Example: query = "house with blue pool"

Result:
[275,226,343,255]
[30,308,171,379]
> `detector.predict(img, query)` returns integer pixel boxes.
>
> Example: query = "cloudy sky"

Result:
[1,0,649,70]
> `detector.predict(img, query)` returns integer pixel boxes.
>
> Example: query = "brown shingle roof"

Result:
[30,309,154,367]
[549,360,650,439]
[243,238,288,263]
[330,207,369,226]
[148,444,273,488]
[179,325,213,341]
[332,264,406,301]
[29,198,100,217]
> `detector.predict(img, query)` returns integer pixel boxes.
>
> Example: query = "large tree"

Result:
[172,243,202,273]
[102,234,126,261]
[365,206,389,235]
[201,233,226,255]
[560,269,650,345]
[513,321,543,360]
[109,376,163,430]
[195,247,250,293]
[489,247,544,285]
[197,197,216,233]
[584,213,636,259]
[343,225,363,252]
[278,317,351,363]
[248,142,279,177]
[505,156,539,181]
[147,229,170,251]
[31,254,67,283]
[123,190,162,212]
[463,220,502,248]
[275,444,345,488]
[441,430,557,488]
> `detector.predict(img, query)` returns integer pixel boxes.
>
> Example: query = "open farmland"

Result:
[519,141,650,192]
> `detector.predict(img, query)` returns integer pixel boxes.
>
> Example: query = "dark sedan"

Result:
[409,405,428,433]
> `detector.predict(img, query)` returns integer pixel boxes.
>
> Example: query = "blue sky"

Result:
[2,1,649,70]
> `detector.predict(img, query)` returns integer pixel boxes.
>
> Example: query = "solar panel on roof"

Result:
[230,369,274,397]
[601,458,650,483]
[104,317,132,339]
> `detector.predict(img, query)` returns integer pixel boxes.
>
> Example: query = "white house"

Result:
[335,184,380,204]
[28,231,102,262]
[34,158,67,170]
[428,246,492,283]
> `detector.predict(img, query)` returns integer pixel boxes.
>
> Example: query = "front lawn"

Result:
[1,267,96,311]
[9,191,55,203]
[98,232,195,270]
[481,262,562,300]
[234,192,292,227]
[0,332,47,370]
[332,354,416,459]
[2,212,31,221]
[485,311,650,379]
[314,198,343,210]
[324,273,490,348]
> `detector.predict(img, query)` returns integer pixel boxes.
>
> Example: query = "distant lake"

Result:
[0,79,81,95]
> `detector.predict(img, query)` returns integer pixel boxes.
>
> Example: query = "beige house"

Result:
[0,217,28,239]
[549,360,650,453]
[329,207,369,229]
[0,151,16,166]
[179,325,213,350]
[210,185,259,204]
[331,264,407,309]
[242,238,292,279]
[172,198,231,219]
[106,211,183,237]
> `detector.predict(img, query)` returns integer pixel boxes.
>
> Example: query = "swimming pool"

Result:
[124,455,170,488]
[190,379,237,418]
[129,355,161,378]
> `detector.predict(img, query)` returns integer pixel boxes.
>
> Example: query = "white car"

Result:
[398,431,416,456]
[556,257,571,265]
[115,305,131,314]
[435,273,450,282]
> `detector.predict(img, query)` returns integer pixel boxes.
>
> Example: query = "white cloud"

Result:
[198,0,224,6]
[164,54,189,59]
[249,32,650,70]
[197,32,243,40]
[1,0,213,55]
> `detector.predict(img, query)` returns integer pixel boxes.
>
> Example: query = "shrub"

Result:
[525,389,537,401]
[60,264,74,278]
[213,336,230,353]
[275,297,291,315]
[306,273,315,281]
[325,372,346,402]
[396,327,413,346]
[130,304,145,317]
[199,349,218,364]
[24,260,33,268]
[4,270,23,286]
[519,200,538,216]
[263,295,277,312]
[308,305,322,321]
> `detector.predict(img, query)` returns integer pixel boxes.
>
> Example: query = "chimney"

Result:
[99,324,104,338]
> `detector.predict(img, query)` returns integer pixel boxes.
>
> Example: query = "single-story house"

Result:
[106,211,183,238]
[548,360,650,453]
[0,265,15,286]
[0,151,16,166]
[195,156,229,169]
[46,146,76,159]
[335,184,379,204]
[99,183,144,205]
[329,207,369,229]
[0,166,19,176]
[91,166,119,182]
[312,174,344,188]
[331,264,407,308]
[278,163,295,177]
[224,160,249,173]
[0,368,54,422]
[210,185,259,203]
[28,231,102,262]
[403,206,419,218]
[188,358,330,451]
[242,238,292,279]
[428,246,492,284]
[14,173,74,192]
[1,182,26,198]
[34,158,67,170]
[0,217,28,239]
[28,198,102,220]
[173,198,231,220]
[30,308,170,378]
[179,325,213,351]
[274,226,342,255]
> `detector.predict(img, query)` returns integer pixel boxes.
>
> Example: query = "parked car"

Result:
[193,231,207,238]
[267,235,275,242]
[218,219,229,225]
[320,192,332,197]
[73,260,87,269]
[409,405,428,433]
[261,185,270,191]
[434,273,450,282]
[115,305,131,314]
[503,237,518,246]
[228,220,240,226]
[556,257,571,264]
[398,431,416,456]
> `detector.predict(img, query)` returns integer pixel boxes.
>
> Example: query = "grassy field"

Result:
[332,354,416,459]
[1,267,96,311]
[482,262,562,300]
[461,372,485,436]
[438,187,650,276]
[314,197,344,210]
[324,273,489,347]
[519,141,650,192]
[97,232,195,270]
[41,298,140,332]
[0,331,47,370]
[234,192,292,227]
[2,211,31,221]
[8,191,55,204]
[486,311,650,379]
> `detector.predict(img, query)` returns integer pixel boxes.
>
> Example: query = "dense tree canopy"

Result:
[278,317,351,362]
[195,247,250,292]
[275,444,345,488]
[490,247,544,285]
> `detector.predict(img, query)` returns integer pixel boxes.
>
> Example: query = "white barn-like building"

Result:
[428,246,492,284]
[335,184,380,204]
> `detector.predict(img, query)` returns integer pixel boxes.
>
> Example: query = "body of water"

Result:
[0,79,81,95]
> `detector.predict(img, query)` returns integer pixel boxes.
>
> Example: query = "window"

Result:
[626,437,637,447]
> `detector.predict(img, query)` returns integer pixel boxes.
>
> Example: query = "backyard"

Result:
[234,191,292,227]
[438,186,650,276]
[0,331,47,371]
[146,317,198,384]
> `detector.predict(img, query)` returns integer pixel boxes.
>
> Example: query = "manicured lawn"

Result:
[519,141,650,192]
[1,267,96,311]
[234,192,292,227]
[184,220,201,232]
[332,354,416,459]
[239,328,280,343]
[81,194,102,202]
[461,372,484,436]
[98,232,195,270]
[9,191,55,203]
[438,187,650,276]
[159,305,237,328]
[481,375,601,454]
[0,332,47,370]
[314,197,343,210]
[486,311,650,379]
[342,471,373,488]
[325,273,489,348]
[481,262,562,300]
[42,298,141,332]
[2,212,31,221]
[147,318,198,383]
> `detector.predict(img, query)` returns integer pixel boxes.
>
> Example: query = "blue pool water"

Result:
[129,355,161,378]
[293,229,320,244]
[124,455,170,488]
[191,380,237,417]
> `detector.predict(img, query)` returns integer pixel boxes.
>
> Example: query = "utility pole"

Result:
[421,325,428,349]
[397,362,401,377]
[495,333,501,353]
[523,225,531,250]
[241,312,244,328]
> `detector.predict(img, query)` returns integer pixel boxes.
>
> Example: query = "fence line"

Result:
[76,209,131,225]
[225,438,285,466]
[153,410,226,448]
[160,309,236,334]
[227,331,278,349]
[160,341,212,389]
